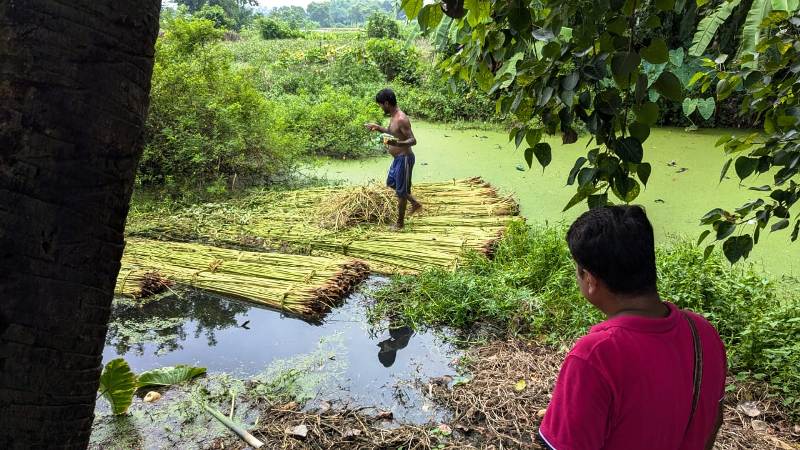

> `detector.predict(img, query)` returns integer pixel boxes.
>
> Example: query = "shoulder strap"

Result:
[681,310,703,436]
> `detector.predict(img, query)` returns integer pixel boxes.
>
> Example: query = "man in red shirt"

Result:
[539,205,727,450]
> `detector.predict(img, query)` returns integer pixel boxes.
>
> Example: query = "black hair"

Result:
[375,88,397,106]
[566,205,657,295]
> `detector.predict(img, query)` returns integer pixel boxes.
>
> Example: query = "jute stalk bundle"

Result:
[116,238,369,318]
[127,178,520,274]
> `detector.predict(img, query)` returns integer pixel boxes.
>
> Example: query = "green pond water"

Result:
[317,122,798,277]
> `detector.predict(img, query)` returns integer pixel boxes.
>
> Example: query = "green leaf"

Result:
[697,229,712,245]
[464,0,490,27]
[578,167,597,187]
[612,176,642,202]
[562,72,579,91]
[494,52,524,89]
[588,193,608,209]
[418,4,444,32]
[701,208,725,224]
[771,218,790,232]
[564,189,591,211]
[611,52,641,89]
[635,74,648,104]
[642,38,669,64]
[526,128,543,147]
[722,235,753,263]
[792,219,800,241]
[524,147,534,168]
[720,159,733,182]
[697,98,716,120]
[637,162,652,186]
[703,244,715,259]
[715,220,736,240]
[533,143,552,169]
[514,127,526,148]
[688,71,706,87]
[689,0,742,56]
[739,0,772,57]
[734,156,759,179]
[567,157,588,185]
[656,0,676,11]
[635,101,660,125]
[629,122,651,143]
[646,15,662,29]
[98,359,137,415]
[614,137,644,163]
[400,0,424,20]
[137,365,207,388]
[669,48,685,67]
[683,98,698,117]
[653,71,684,101]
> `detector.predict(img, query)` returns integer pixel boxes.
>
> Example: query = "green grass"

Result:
[371,221,800,414]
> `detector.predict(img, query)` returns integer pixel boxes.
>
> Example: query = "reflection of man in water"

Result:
[377,326,413,367]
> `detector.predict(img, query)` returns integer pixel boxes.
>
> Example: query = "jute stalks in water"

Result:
[116,239,369,318]
[127,178,520,274]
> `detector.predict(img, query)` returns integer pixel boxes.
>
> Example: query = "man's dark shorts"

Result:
[387,152,414,198]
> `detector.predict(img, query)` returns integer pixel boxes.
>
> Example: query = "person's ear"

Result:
[583,270,599,296]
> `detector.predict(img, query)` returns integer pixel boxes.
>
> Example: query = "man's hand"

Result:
[365,123,381,132]
[386,138,398,146]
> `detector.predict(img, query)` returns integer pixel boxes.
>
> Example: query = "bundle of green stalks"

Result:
[127,178,520,274]
[315,183,397,230]
[116,239,369,318]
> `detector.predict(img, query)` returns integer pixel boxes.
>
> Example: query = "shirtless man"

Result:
[365,88,422,230]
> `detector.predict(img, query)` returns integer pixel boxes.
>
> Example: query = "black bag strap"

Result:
[681,310,703,436]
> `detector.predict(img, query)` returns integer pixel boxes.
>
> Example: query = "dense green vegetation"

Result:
[143,10,497,190]
[403,0,800,261]
[372,221,800,412]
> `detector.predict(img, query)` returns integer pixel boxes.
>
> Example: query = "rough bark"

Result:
[0,1,160,448]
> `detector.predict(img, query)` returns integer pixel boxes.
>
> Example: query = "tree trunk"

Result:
[0,1,160,448]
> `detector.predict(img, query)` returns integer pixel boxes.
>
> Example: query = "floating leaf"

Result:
[98,358,137,415]
[137,365,206,388]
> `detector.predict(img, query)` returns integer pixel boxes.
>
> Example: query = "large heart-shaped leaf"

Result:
[653,71,684,101]
[697,98,716,120]
[642,38,669,64]
[137,365,207,388]
[722,235,753,263]
[98,358,138,415]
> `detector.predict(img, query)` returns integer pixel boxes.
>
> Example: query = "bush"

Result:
[278,89,382,158]
[140,18,302,189]
[365,13,400,39]
[194,4,234,30]
[255,17,301,40]
[372,222,800,410]
[365,38,420,82]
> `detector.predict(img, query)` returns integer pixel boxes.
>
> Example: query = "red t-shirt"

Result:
[539,302,727,450]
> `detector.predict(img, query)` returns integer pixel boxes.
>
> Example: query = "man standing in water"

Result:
[366,88,422,230]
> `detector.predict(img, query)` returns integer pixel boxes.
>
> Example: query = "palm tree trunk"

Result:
[0,1,160,448]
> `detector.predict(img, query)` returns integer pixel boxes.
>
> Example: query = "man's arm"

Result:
[365,123,389,133]
[387,118,417,147]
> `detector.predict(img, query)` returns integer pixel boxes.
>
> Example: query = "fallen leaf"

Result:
[514,379,527,391]
[376,410,393,421]
[437,424,452,435]
[318,401,331,413]
[431,375,454,386]
[737,401,761,417]
[455,424,470,432]
[536,408,547,419]
[286,424,309,439]
[767,436,794,450]
[343,428,362,438]
[792,424,800,435]
[280,401,299,411]
[751,420,769,432]
[143,391,162,403]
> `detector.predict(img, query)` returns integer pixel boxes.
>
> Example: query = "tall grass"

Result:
[372,221,800,413]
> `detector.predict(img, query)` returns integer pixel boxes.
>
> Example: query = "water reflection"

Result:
[377,326,413,367]
[105,292,249,357]
[102,277,457,424]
